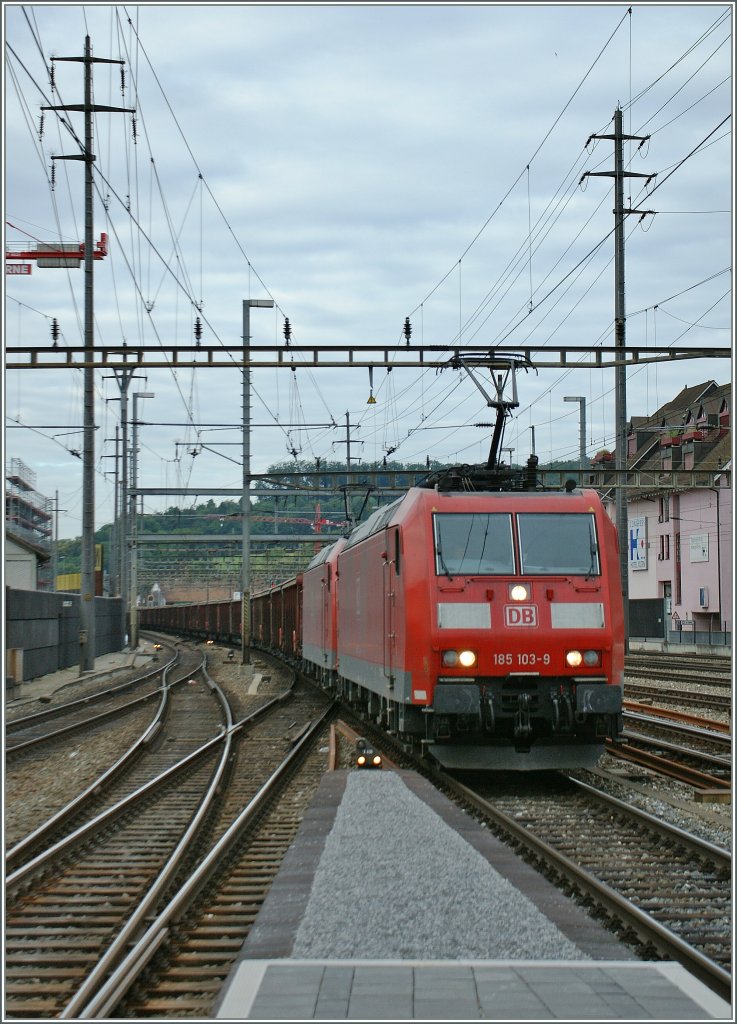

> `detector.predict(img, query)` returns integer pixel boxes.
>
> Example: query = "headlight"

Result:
[510,584,529,601]
[372,755,382,767]
[566,650,583,667]
[357,755,367,766]
[583,650,601,666]
[442,650,477,668]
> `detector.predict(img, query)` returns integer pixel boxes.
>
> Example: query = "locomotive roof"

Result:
[339,485,604,554]
[305,536,346,570]
[343,496,404,550]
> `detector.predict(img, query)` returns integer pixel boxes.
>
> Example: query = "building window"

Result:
[659,495,670,522]
[659,534,670,561]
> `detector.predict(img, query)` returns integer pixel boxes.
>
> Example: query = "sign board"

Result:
[628,515,647,570]
[6,263,32,275]
[690,532,709,562]
[504,605,538,627]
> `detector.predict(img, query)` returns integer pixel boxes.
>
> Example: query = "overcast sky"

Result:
[4,2,733,540]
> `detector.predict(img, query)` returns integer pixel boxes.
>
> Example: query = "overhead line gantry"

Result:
[5,342,729,370]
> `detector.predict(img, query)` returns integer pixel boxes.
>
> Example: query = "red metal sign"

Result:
[6,263,32,275]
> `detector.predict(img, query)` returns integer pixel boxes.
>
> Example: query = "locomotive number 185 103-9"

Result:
[493,652,552,666]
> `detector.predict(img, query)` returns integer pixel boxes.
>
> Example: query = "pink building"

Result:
[591,381,731,645]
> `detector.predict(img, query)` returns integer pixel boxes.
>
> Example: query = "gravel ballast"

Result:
[292,771,589,961]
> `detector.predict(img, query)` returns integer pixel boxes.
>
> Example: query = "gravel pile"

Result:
[292,771,590,961]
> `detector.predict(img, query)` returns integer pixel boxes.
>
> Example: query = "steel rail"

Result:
[58,656,235,1019]
[69,698,337,1019]
[623,703,731,737]
[6,652,207,756]
[609,737,731,790]
[6,682,170,876]
[6,650,177,732]
[7,662,295,891]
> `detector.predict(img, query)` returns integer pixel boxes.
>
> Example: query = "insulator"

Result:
[194,316,203,342]
[49,63,55,92]
[120,67,126,94]
[403,316,412,343]
[50,162,56,191]
[131,115,137,142]
[38,112,44,140]
[283,317,292,344]
[51,317,60,342]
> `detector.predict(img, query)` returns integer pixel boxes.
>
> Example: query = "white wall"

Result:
[5,537,38,590]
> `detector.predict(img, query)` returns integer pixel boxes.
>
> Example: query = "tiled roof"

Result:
[590,381,731,495]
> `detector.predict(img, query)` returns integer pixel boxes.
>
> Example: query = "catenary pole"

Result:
[42,37,133,669]
[582,106,654,653]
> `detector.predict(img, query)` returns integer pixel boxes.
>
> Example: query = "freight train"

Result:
[141,465,625,770]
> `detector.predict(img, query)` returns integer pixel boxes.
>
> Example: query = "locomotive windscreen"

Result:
[433,511,600,577]
[433,513,515,576]
[518,513,600,575]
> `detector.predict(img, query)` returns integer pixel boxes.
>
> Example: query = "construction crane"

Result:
[5,232,108,273]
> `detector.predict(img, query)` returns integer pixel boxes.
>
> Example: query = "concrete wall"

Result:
[5,587,124,681]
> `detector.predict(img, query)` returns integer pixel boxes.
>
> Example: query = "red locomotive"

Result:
[298,477,623,769]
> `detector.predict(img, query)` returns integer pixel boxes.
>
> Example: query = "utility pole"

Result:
[342,411,363,528]
[102,426,120,595]
[242,299,274,665]
[42,37,133,671]
[581,106,654,651]
[129,392,154,648]
[106,367,141,642]
[52,492,67,591]
[564,397,587,475]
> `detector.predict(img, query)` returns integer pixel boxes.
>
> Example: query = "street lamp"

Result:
[564,397,587,477]
[129,391,154,649]
[242,299,274,665]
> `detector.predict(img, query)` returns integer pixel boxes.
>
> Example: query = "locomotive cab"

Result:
[425,488,624,769]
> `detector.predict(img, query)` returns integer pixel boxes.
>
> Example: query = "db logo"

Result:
[504,605,538,627]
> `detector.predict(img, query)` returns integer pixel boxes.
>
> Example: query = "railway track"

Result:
[6,647,220,877]
[624,683,732,714]
[4,653,334,1020]
[5,645,181,760]
[625,654,732,688]
[114,711,335,1018]
[625,653,731,677]
[19,632,724,1015]
[615,705,731,790]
